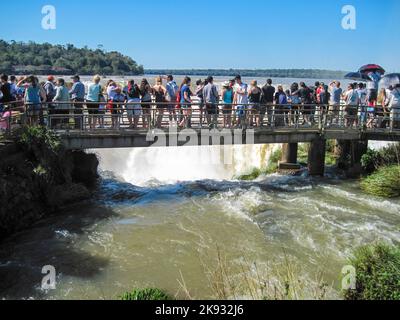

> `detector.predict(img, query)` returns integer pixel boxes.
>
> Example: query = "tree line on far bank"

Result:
[0,40,144,76]
[145,69,349,79]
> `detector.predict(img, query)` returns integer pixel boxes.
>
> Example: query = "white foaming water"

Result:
[94,145,277,186]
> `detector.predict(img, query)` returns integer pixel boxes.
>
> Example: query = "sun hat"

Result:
[222,81,230,88]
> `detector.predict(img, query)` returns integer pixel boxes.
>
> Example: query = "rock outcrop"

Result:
[0,128,99,240]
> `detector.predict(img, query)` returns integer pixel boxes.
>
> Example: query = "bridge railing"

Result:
[1,100,400,135]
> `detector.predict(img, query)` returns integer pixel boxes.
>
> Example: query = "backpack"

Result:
[278,93,288,105]
[167,81,179,102]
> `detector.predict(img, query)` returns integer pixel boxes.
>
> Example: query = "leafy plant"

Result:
[360,165,400,198]
[120,288,172,301]
[17,126,61,152]
[344,243,400,300]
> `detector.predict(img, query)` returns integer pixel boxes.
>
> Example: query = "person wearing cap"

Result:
[203,76,219,128]
[221,81,234,128]
[43,76,57,120]
[69,75,85,129]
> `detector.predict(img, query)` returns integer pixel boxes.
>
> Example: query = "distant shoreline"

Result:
[145,69,349,80]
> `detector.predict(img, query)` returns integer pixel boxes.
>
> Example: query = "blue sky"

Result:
[0,0,399,71]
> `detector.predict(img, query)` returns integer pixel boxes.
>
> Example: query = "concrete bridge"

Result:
[58,126,400,178]
[6,102,400,177]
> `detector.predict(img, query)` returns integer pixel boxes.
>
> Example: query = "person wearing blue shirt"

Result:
[70,75,85,129]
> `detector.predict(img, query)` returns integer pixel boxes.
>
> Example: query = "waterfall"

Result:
[93,145,276,186]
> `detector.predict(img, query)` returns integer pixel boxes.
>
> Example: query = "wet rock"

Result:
[0,140,99,241]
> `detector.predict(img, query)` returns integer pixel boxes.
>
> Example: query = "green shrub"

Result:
[344,244,400,300]
[362,144,400,174]
[120,288,172,301]
[17,126,61,152]
[361,149,382,174]
[360,165,400,198]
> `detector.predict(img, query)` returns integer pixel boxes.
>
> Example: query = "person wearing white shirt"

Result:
[233,75,248,128]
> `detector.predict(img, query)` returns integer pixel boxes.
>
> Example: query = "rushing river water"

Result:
[0,144,399,300]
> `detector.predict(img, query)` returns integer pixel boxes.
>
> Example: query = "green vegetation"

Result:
[18,126,61,152]
[236,148,282,180]
[237,141,337,181]
[146,69,348,79]
[344,243,400,300]
[360,144,400,198]
[120,288,172,301]
[361,143,400,174]
[360,165,400,198]
[0,40,143,75]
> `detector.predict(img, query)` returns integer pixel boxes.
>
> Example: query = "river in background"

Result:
[0,142,399,300]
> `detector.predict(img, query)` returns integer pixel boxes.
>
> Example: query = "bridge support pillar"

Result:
[308,137,326,176]
[334,140,368,177]
[281,143,298,164]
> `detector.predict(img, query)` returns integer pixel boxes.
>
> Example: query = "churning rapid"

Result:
[0,145,399,300]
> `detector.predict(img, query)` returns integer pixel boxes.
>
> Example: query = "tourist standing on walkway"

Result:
[377,87,390,129]
[356,83,368,126]
[126,80,141,129]
[289,82,301,126]
[195,79,206,127]
[221,81,233,128]
[388,84,400,130]
[248,80,262,127]
[111,87,126,129]
[366,71,381,106]
[274,85,288,126]
[0,74,12,113]
[9,76,18,101]
[328,81,342,125]
[343,83,359,128]
[203,76,219,128]
[179,76,192,128]
[140,78,152,129]
[299,82,313,125]
[53,78,71,128]
[86,75,102,129]
[165,75,179,124]
[70,75,85,129]
[153,76,167,128]
[24,76,46,126]
[233,75,248,128]
[260,79,275,126]
[43,76,56,109]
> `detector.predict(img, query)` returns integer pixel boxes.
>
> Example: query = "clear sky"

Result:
[0,0,399,71]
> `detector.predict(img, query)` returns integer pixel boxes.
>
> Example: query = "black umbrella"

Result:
[359,64,386,75]
[344,72,371,82]
[379,73,400,89]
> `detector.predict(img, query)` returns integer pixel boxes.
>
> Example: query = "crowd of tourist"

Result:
[0,72,399,131]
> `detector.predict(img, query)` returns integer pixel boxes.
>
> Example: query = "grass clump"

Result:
[344,243,400,300]
[121,288,172,301]
[198,246,333,300]
[360,165,400,198]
